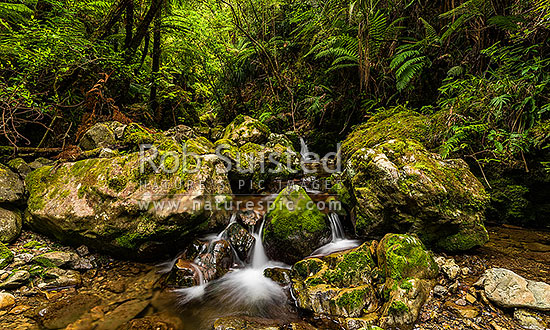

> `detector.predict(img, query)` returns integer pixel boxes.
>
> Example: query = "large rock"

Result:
[79,121,126,151]
[376,234,438,329]
[343,138,489,252]
[223,115,270,146]
[474,268,550,311]
[263,185,329,263]
[221,222,255,261]
[25,151,232,258]
[0,208,22,243]
[0,164,25,204]
[290,233,438,329]
[216,139,301,186]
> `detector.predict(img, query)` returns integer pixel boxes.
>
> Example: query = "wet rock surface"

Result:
[291,233,438,329]
[263,185,330,263]
[0,224,548,330]
[24,151,232,258]
[342,138,490,252]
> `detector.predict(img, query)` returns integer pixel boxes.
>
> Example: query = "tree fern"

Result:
[390,45,430,91]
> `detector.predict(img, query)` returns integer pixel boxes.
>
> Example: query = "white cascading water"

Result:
[311,213,361,256]
[251,218,269,268]
[174,215,289,328]
[300,137,314,162]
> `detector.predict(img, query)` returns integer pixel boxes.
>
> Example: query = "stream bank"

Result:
[0,224,548,329]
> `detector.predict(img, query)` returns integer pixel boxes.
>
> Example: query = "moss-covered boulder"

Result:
[25,151,232,258]
[341,107,432,160]
[263,185,329,263]
[291,242,379,318]
[79,122,126,151]
[215,139,301,189]
[290,233,437,329]
[7,158,32,178]
[223,115,270,146]
[343,138,489,252]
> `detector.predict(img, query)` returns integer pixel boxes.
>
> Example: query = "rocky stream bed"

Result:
[1,115,549,330]
[0,224,548,330]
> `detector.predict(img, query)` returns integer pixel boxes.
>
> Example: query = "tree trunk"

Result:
[124,0,134,49]
[95,0,130,40]
[150,7,162,122]
[129,0,163,52]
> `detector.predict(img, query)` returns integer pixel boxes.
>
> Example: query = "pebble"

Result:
[465,293,477,304]
[514,309,547,330]
[433,285,448,297]
[0,292,15,310]
[449,280,460,293]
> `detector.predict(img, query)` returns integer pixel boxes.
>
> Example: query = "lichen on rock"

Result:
[24,150,232,258]
[343,138,489,252]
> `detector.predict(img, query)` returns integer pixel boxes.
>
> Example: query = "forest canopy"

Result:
[0,0,548,165]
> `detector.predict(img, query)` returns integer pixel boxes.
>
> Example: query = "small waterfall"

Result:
[300,137,314,161]
[328,213,345,241]
[251,218,269,269]
[175,214,290,329]
[311,213,361,256]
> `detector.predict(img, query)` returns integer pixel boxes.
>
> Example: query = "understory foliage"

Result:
[0,0,548,164]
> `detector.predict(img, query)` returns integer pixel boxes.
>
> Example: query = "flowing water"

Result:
[300,137,314,162]
[175,216,292,329]
[311,213,361,256]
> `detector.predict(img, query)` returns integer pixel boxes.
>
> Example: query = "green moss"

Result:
[399,278,413,290]
[323,247,375,287]
[335,287,369,311]
[436,223,489,251]
[264,186,326,241]
[378,234,438,280]
[0,242,14,269]
[341,106,431,160]
[115,232,144,249]
[293,258,325,279]
[32,256,57,268]
[23,240,44,249]
[108,176,128,192]
[388,300,409,313]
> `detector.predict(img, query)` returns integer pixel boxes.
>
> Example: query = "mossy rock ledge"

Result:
[342,138,490,252]
[24,151,232,258]
[222,115,271,147]
[263,185,330,263]
[291,233,438,330]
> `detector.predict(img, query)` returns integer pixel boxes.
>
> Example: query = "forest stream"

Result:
[1,1,549,328]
